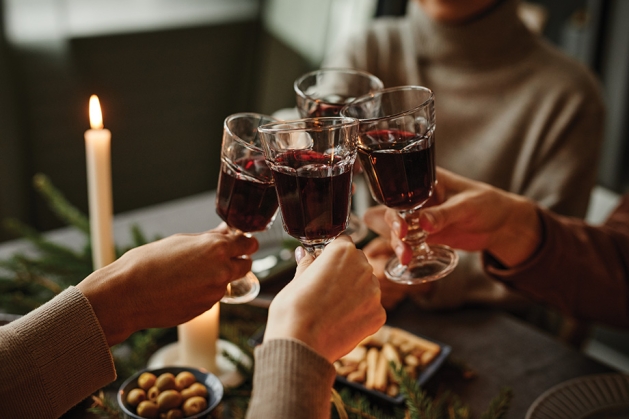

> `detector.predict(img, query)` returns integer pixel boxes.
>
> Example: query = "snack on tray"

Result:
[333,325,441,398]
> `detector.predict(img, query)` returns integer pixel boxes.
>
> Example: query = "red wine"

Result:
[357,129,435,211]
[270,150,353,242]
[216,156,278,232]
[306,94,355,118]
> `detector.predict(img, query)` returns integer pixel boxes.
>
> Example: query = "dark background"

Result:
[0,0,627,242]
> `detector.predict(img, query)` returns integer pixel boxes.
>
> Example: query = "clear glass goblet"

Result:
[294,68,384,244]
[258,117,358,257]
[341,86,458,284]
[216,113,279,303]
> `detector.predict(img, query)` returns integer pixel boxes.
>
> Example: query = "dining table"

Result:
[0,190,618,418]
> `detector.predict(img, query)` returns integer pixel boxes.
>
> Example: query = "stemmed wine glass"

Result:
[294,68,384,244]
[258,117,358,257]
[216,113,279,303]
[294,68,384,118]
[341,86,458,284]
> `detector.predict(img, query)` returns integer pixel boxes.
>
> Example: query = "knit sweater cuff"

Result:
[7,286,115,417]
[247,338,336,419]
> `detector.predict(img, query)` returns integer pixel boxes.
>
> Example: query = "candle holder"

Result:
[146,304,250,388]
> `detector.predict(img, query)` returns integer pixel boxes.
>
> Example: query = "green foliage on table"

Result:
[0,173,156,315]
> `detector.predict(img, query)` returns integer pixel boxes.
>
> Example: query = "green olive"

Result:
[155,373,177,391]
[182,396,207,416]
[126,388,147,407]
[160,409,184,419]
[147,386,160,401]
[136,400,159,419]
[157,389,183,412]
[138,372,157,391]
[181,382,208,400]
[175,371,196,390]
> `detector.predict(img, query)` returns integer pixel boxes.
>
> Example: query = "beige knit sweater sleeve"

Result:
[246,338,336,419]
[0,286,116,418]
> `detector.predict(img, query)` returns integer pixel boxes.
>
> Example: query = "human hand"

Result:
[361,236,409,309]
[381,168,542,269]
[264,235,386,363]
[363,208,432,307]
[77,223,258,346]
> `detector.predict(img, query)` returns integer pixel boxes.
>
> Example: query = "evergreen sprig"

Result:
[0,174,160,315]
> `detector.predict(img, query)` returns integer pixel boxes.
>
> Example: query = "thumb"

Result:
[419,192,470,234]
[293,246,315,279]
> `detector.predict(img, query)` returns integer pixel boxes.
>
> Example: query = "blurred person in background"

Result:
[325,0,605,313]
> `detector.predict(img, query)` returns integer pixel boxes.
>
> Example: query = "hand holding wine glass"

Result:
[258,117,358,257]
[216,113,279,303]
[341,86,458,284]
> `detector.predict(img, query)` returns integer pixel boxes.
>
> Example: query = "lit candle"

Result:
[177,303,220,373]
[85,95,115,270]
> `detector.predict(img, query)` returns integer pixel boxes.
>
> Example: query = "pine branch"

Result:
[480,388,513,419]
[3,218,88,265]
[33,173,90,234]
[88,391,122,419]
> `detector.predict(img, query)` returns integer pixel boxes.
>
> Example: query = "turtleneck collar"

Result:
[408,0,535,67]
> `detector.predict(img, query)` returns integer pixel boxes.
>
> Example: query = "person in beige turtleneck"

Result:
[324,0,605,311]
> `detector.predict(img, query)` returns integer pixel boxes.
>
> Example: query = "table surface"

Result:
[386,301,614,418]
[0,191,617,418]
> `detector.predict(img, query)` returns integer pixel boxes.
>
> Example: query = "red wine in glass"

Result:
[270,150,352,242]
[357,129,435,211]
[341,85,457,284]
[306,94,355,118]
[216,156,278,233]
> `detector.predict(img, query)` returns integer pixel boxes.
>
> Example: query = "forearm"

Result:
[0,287,116,418]
[246,339,336,419]
[485,200,629,327]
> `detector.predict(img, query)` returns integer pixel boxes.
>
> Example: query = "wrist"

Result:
[487,195,543,268]
[77,263,134,346]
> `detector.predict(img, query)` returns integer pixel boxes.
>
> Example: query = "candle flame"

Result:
[89,95,104,129]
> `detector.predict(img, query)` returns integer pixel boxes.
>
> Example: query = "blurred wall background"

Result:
[0,0,628,244]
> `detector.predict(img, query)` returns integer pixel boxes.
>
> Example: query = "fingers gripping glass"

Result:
[341,86,458,284]
[216,113,279,303]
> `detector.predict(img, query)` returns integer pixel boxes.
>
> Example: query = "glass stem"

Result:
[304,245,324,259]
[401,210,430,259]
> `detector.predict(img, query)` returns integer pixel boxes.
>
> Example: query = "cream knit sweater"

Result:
[325,0,605,309]
[0,288,334,418]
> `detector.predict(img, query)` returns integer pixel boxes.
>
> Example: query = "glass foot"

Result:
[221,271,260,304]
[384,244,458,285]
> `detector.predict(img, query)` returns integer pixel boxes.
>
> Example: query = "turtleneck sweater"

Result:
[325,0,605,309]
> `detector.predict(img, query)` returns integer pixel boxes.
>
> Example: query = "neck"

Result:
[409,0,534,67]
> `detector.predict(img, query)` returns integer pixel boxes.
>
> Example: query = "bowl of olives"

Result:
[117,366,223,419]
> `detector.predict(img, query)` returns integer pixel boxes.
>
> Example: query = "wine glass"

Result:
[258,117,358,257]
[341,86,458,284]
[216,113,279,303]
[294,68,384,244]
[294,68,384,118]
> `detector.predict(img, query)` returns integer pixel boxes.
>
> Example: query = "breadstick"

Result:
[381,343,401,368]
[420,349,438,365]
[360,325,391,347]
[341,345,367,366]
[374,349,389,391]
[390,328,441,354]
[365,347,379,389]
